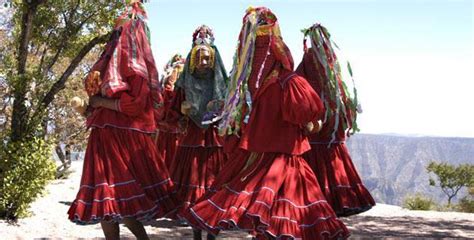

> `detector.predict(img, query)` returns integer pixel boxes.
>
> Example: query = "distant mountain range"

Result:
[346,134,474,205]
[66,133,473,206]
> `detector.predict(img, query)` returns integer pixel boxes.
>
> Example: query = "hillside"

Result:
[346,134,474,205]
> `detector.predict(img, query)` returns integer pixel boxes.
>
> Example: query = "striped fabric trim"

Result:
[323,183,363,189]
[74,190,173,206]
[309,141,345,145]
[79,178,171,190]
[80,180,137,189]
[224,185,276,196]
[89,123,155,134]
[173,181,212,190]
[142,178,171,189]
[76,194,146,205]
[72,204,159,224]
[188,204,347,239]
[177,144,224,148]
[207,196,328,212]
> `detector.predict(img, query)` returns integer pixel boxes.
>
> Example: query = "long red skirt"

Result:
[169,145,226,213]
[304,142,375,217]
[180,151,350,239]
[68,127,176,224]
[156,131,180,169]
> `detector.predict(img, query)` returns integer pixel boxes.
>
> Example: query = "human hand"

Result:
[181,101,192,115]
[88,95,103,108]
[304,120,323,135]
[206,100,224,112]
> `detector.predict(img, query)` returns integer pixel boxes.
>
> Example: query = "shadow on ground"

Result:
[137,215,473,239]
[343,215,473,239]
[143,219,252,239]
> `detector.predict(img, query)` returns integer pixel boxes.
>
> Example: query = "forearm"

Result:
[89,96,119,111]
[100,98,119,111]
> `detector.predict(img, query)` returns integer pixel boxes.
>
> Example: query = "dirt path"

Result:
[1,160,472,239]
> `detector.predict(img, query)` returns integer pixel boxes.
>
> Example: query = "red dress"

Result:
[167,88,226,213]
[296,49,375,217]
[68,76,177,224]
[68,16,177,224]
[180,48,350,239]
[156,87,181,169]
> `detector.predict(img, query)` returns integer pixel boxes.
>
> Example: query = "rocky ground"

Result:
[1,160,473,239]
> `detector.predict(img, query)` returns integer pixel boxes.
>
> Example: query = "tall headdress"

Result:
[218,7,293,136]
[86,0,160,109]
[189,25,216,74]
[175,25,228,129]
[301,23,360,141]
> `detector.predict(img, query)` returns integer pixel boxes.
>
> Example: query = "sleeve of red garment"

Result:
[281,75,325,125]
[164,87,185,123]
[295,57,307,78]
[117,76,149,117]
[153,91,166,123]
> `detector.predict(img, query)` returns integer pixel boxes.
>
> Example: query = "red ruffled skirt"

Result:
[156,131,180,169]
[68,127,176,224]
[169,145,226,214]
[304,142,375,217]
[180,151,350,239]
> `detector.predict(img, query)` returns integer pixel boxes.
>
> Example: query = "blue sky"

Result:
[144,0,473,138]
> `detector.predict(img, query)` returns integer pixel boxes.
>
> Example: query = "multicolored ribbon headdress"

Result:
[218,7,293,136]
[302,23,361,140]
[164,54,186,71]
[189,25,216,74]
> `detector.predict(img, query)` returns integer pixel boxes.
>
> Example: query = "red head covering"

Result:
[84,2,159,101]
[219,6,295,135]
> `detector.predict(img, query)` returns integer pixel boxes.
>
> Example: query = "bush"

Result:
[403,194,435,211]
[456,188,474,213]
[456,196,474,213]
[0,137,56,220]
